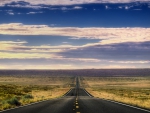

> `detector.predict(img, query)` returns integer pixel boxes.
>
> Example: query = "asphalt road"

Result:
[1,77,150,113]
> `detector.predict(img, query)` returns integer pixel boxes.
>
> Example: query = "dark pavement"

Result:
[1,77,150,113]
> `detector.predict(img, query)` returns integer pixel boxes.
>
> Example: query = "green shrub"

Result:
[7,97,21,106]
[23,94,33,99]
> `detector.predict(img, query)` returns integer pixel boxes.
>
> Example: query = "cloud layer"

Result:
[0,40,150,69]
[0,23,150,45]
[0,0,150,6]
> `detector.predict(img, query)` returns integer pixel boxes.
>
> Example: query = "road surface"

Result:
[1,77,150,113]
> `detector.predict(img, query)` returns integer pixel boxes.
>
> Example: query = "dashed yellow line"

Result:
[73,98,80,113]
[76,106,79,108]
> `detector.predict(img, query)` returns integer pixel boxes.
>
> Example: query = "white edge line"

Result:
[83,88,92,97]
[0,88,72,113]
[101,98,150,113]
[63,88,73,96]
[0,99,54,113]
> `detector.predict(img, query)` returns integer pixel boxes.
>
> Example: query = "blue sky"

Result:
[0,0,150,69]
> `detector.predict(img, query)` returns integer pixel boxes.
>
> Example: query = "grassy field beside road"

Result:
[0,75,75,111]
[84,77,150,110]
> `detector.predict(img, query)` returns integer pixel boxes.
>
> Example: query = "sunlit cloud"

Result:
[0,0,150,6]
[0,52,101,65]
[0,64,74,69]
[0,63,138,69]
[58,58,101,62]
[0,40,101,63]
[0,23,150,45]
[109,60,150,64]
[0,41,27,51]
[0,41,77,52]
[0,52,60,59]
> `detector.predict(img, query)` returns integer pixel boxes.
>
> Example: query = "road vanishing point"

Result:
[1,77,150,113]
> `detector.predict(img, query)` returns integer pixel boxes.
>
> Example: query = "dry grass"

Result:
[0,76,75,111]
[0,76,73,86]
[84,76,150,110]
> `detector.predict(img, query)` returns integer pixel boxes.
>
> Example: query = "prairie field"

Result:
[0,75,75,111]
[84,76,150,110]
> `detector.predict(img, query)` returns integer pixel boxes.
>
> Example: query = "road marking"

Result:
[0,88,73,113]
[76,106,79,108]
[83,89,92,97]
[102,99,150,113]
[76,103,78,105]
[63,88,73,96]
[76,112,80,113]
[0,98,59,113]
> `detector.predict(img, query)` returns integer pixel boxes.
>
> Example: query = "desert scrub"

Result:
[20,95,34,105]
[1,97,21,110]
[6,97,21,106]
[84,76,150,110]
[0,76,75,111]
[23,94,33,99]
[0,84,70,111]
[87,87,150,110]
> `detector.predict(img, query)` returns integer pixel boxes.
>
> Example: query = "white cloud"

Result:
[125,6,129,9]
[0,51,59,59]
[0,23,150,45]
[7,12,14,15]
[105,5,110,9]
[118,5,134,10]
[109,60,150,64]
[0,64,75,69]
[26,11,43,14]
[50,6,83,11]
[0,41,27,44]
[5,4,49,9]
[0,40,72,53]
[0,0,150,6]
[73,6,82,9]
[0,40,102,63]
[4,10,15,15]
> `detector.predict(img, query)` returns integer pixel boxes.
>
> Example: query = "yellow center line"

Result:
[76,106,79,108]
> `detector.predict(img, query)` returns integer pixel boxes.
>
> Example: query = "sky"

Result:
[0,0,150,69]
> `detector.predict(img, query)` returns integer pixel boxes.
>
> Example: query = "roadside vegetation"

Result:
[84,77,150,110]
[0,76,75,111]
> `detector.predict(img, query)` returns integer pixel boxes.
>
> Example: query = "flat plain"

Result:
[0,69,150,111]
[84,76,150,110]
[0,73,75,110]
